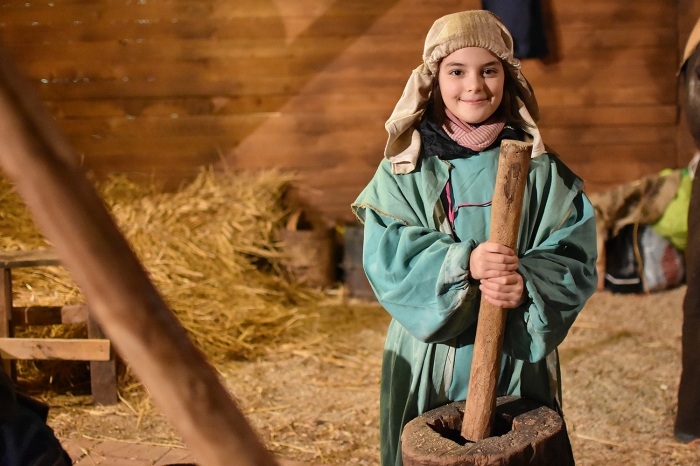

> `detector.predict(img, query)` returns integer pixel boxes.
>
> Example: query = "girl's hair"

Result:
[431,58,530,129]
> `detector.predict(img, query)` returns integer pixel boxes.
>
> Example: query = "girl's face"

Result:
[437,47,505,125]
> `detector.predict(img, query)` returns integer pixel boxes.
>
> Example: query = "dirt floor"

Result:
[41,286,700,465]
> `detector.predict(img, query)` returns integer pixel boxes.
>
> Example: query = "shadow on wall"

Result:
[227,0,401,146]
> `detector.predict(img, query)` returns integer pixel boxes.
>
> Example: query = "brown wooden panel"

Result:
[77,148,218,172]
[583,181,631,195]
[2,37,365,62]
[132,35,679,63]
[8,54,675,103]
[297,163,381,187]
[70,134,250,155]
[15,0,637,24]
[11,307,61,326]
[552,143,676,166]
[66,161,213,186]
[0,0,409,22]
[521,53,676,84]
[0,338,111,361]
[12,44,675,81]
[43,93,397,118]
[0,15,408,42]
[551,0,676,28]
[541,126,677,146]
[0,0,407,40]
[555,27,676,54]
[47,100,678,128]
[13,28,676,71]
[538,106,677,127]
[573,162,673,185]
[87,313,118,405]
[0,249,60,268]
[533,83,677,107]
[677,0,700,167]
[0,19,281,43]
[0,0,685,227]
[0,269,13,375]
[54,113,274,138]
[27,78,676,106]
[62,304,90,324]
[62,111,385,145]
[11,304,88,326]
[0,22,676,52]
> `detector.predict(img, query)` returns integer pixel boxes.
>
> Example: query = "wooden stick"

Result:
[461,139,533,442]
[0,46,280,466]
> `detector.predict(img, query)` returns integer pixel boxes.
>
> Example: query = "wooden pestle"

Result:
[461,139,533,442]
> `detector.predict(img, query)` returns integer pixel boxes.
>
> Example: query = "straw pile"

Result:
[0,168,324,372]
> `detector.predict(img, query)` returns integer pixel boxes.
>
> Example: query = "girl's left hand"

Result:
[479,272,525,309]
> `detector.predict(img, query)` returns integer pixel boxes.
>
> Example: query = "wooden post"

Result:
[87,312,118,406]
[0,46,280,466]
[461,140,532,442]
[0,267,15,377]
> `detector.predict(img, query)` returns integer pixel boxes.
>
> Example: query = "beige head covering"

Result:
[681,17,700,71]
[385,10,545,174]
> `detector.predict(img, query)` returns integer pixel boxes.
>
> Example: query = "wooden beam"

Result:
[11,304,88,326]
[0,337,110,361]
[0,249,60,268]
[87,313,118,405]
[0,268,14,376]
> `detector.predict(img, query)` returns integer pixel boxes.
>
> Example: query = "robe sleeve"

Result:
[503,190,598,362]
[362,208,481,343]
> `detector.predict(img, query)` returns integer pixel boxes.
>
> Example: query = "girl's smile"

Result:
[438,47,505,124]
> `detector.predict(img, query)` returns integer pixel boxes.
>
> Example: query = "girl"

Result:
[352,10,598,465]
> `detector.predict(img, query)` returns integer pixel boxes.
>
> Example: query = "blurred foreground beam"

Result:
[0,46,280,466]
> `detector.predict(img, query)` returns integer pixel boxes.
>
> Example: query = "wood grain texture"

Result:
[11,304,89,326]
[88,312,118,405]
[0,0,686,225]
[461,140,532,442]
[0,249,60,268]
[0,269,13,375]
[0,338,110,361]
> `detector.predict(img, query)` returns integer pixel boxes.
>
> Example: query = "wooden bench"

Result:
[0,249,117,405]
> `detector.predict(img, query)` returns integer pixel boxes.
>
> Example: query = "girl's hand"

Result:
[479,272,525,309]
[469,242,518,280]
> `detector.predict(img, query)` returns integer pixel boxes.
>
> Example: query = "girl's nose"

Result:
[464,72,483,93]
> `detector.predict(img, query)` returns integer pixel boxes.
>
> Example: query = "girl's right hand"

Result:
[468,242,518,280]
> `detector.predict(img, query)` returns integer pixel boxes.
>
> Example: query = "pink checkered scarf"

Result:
[442,108,505,151]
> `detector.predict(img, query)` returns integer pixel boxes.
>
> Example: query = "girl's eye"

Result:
[483,68,498,76]
[449,69,463,76]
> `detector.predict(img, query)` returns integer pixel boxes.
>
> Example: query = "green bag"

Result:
[652,168,693,252]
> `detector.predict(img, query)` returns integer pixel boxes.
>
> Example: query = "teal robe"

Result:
[352,148,598,466]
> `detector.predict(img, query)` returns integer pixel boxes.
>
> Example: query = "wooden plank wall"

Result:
[0,0,690,225]
[533,0,679,193]
[678,0,700,161]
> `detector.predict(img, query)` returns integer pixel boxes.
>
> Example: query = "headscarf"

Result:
[384,10,545,174]
[681,17,700,72]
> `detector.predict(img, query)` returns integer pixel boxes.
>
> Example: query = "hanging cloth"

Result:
[482,0,549,59]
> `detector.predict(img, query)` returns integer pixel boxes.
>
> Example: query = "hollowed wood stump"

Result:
[401,397,574,466]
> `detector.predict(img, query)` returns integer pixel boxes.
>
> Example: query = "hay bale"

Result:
[0,168,323,368]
